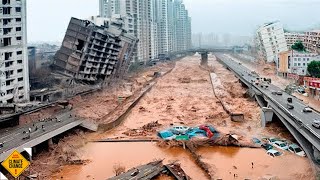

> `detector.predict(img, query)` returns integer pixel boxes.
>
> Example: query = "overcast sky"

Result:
[27,0,320,42]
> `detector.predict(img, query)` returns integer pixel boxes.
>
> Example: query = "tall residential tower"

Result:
[0,0,29,103]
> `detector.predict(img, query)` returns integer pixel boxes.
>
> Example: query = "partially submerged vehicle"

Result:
[288,144,306,157]
[267,149,282,157]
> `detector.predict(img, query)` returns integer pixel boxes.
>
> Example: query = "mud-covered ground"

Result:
[46,55,314,180]
[25,62,175,179]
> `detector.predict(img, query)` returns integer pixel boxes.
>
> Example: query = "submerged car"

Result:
[267,149,282,157]
[261,143,273,150]
[252,138,262,145]
[303,107,312,113]
[267,137,280,144]
[158,130,176,140]
[170,126,190,135]
[288,144,306,157]
[273,141,289,150]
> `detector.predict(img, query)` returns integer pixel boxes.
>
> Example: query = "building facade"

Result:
[0,0,29,103]
[304,30,320,54]
[99,0,192,62]
[276,50,320,77]
[256,21,288,62]
[284,32,305,49]
[54,17,138,83]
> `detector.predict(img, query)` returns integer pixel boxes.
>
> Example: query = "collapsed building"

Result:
[53,17,138,84]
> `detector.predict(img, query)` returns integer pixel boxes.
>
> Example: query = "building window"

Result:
[18,77,23,81]
[17,60,22,64]
[16,18,21,22]
[16,37,21,40]
[15,7,21,13]
[17,51,22,55]
[298,58,301,61]
[16,27,21,31]
[298,63,301,66]
[17,69,22,73]
[303,63,306,66]
[294,63,297,66]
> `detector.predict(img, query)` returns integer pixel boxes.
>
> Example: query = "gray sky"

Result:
[27,0,320,42]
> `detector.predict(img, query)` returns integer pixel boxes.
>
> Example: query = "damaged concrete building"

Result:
[53,17,138,84]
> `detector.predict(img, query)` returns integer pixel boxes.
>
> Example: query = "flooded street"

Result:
[198,146,313,180]
[48,55,314,179]
[51,142,207,180]
[52,143,313,180]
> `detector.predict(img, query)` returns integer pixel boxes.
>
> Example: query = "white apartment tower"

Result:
[256,21,288,62]
[99,0,192,61]
[0,0,29,104]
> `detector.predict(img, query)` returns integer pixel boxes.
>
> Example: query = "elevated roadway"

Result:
[0,112,85,162]
[215,53,320,166]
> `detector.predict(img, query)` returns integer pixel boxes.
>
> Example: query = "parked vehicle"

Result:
[261,143,273,150]
[252,138,262,145]
[267,149,282,157]
[273,141,289,150]
[288,144,306,157]
[171,126,190,135]
[312,119,320,129]
[303,107,312,113]
[287,98,292,103]
[287,103,294,110]
[276,91,283,95]
[271,91,277,95]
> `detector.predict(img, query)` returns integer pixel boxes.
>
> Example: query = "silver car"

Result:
[312,119,320,129]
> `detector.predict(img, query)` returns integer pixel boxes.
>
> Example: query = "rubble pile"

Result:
[123,121,162,137]
[178,77,191,83]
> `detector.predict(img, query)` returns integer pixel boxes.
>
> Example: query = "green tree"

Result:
[291,41,306,52]
[307,61,320,78]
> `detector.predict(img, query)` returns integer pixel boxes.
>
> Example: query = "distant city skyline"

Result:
[27,0,320,42]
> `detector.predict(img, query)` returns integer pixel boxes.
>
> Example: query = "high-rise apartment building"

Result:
[0,0,29,103]
[99,0,191,61]
[284,32,305,49]
[256,21,288,62]
[304,30,320,54]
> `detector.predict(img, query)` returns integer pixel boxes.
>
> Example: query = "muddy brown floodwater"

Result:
[51,142,207,180]
[49,55,314,180]
[52,143,313,180]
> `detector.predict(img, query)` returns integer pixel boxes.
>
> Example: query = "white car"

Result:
[312,119,320,129]
[267,149,282,157]
[288,144,306,157]
[273,141,289,150]
[303,107,312,113]
[171,126,190,135]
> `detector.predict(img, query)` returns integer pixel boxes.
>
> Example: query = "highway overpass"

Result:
[0,111,96,162]
[214,53,320,167]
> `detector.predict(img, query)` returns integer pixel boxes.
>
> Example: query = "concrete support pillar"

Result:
[261,107,274,127]
[313,146,320,163]
[200,52,208,66]
[48,138,53,149]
